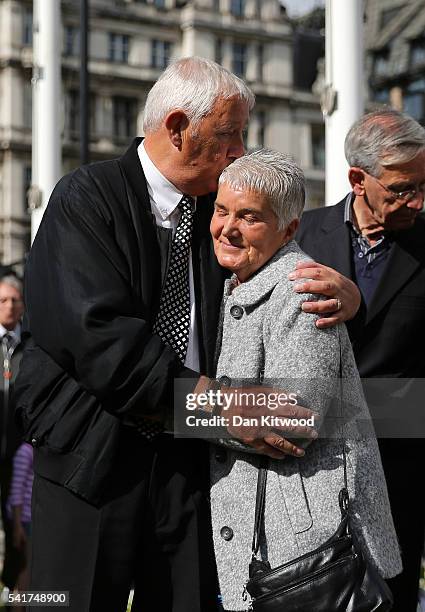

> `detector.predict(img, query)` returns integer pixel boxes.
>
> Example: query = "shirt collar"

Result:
[344,191,391,254]
[0,322,21,343]
[344,192,356,228]
[138,141,186,220]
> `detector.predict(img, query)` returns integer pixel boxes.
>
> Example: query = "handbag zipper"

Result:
[252,553,358,604]
[248,534,351,584]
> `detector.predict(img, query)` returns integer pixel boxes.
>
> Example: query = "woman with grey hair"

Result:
[209,149,401,611]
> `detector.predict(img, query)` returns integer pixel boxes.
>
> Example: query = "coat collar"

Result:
[224,241,304,307]
[318,198,353,279]
[119,137,151,212]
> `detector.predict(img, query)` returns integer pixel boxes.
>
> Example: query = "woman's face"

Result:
[211,183,298,282]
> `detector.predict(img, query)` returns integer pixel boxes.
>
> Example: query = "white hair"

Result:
[218,149,305,230]
[344,109,425,177]
[143,56,255,133]
[0,274,23,296]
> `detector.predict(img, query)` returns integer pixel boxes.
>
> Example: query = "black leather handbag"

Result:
[244,459,394,611]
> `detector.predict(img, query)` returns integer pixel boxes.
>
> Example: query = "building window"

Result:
[113,97,137,139]
[108,33,130,63]
[23,82,32,129]
[67,90,96,137]
[23,8,33,46]
[151,40,171,69]
[311,124,325,169]
[230,0,245,17]
[215,38,223,65]
[64,26,80,56]
[410,39,425,69]
[373,49,390,78]
[68,90,79,134]
[403,79,425,124]
[373,88,390,104]
[257,44,264,81]
[232,42,247,77]
[153,0,166,7]
[23,166,32,210]
[256,111,266,148]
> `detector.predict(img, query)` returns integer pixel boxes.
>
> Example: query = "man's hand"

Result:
[288,260,361,328]
[225,385,318,460]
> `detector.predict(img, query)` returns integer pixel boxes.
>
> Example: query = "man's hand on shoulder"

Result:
[194,377,319,460]
[288,260,361,328]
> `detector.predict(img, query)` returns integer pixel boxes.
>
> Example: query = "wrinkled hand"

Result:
[225,385,318,460]
[289,260,361,328]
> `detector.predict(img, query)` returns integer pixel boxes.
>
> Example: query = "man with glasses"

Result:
[295,109,425,611]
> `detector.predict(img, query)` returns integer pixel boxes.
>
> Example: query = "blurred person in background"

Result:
[296,109,425,612]
[0,273,24,592]
[6,441,33,611]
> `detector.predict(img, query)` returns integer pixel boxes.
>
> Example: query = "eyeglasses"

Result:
[367,173,425,204]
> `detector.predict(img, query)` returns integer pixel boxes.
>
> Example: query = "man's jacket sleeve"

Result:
[24,170,197,423]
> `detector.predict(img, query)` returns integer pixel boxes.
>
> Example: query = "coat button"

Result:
[230,305,244,319]
[31,437,39,447]
[220,526,234,541]
[218,375,231,387]
[214,448,227,463]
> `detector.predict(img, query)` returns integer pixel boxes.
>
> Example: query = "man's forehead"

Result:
[381,150,425,177]
[0,282,21,295]
[208,96,249,117]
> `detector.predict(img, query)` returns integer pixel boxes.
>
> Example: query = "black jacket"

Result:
[0,340,22,463]
[296,198,425,378]
[15,139,227,504]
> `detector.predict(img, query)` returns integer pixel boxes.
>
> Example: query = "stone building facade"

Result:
[0,0,325,266]
[365,0,425,124]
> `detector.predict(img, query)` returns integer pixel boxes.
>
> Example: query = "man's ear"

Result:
[348,167,366,196]
[164,110,189,149]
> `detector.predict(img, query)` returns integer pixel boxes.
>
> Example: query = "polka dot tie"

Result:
[153,194,195,363]
[136,195,194,441]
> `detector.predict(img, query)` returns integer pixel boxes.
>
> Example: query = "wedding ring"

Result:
[335,298,342,312]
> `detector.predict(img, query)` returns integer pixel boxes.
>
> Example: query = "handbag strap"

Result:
[251,456,268,559]
[251,330,348,560]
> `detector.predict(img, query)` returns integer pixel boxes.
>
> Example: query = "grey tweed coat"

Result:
[210,241,402,611]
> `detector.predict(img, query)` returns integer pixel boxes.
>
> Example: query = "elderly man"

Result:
[296,109,425,612]
[0,273,24,591]
[16,57,359,612]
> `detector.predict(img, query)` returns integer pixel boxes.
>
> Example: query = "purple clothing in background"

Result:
[7,442,34,523]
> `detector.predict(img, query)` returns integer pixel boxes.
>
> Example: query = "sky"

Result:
[280,0,325,18]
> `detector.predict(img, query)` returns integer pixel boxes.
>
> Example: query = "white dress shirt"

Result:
[137,141,200,371]
[0,322,21,346]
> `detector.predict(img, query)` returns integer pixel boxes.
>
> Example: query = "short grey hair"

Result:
[143,56,255,133]
[344,109,425,177]
[0,274,23,295]
[218,149,305,230]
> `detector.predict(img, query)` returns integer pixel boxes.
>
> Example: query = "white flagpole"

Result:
[30,0,62,241]
[324,0,363,205]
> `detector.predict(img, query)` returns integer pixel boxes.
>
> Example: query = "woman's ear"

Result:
[283,218,300,243]
[164,110,189,149]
